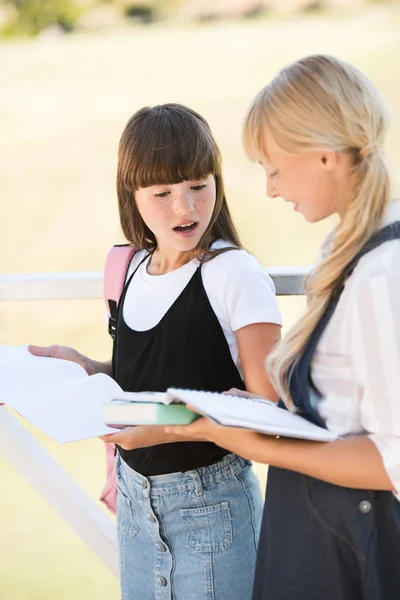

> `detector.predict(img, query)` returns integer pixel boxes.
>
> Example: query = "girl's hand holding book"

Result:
[99,422,206,449]
[165,408,278,463]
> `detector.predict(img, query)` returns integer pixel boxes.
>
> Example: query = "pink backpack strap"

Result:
[104,244,136,339]
[100,244,136,515]
[100,442,118,515]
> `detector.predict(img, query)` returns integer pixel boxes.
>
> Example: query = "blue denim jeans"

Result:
[116,452,263,600]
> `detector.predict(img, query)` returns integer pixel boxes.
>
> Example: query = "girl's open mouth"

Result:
[173,222,198,234]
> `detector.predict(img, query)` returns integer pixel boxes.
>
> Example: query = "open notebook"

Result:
[167,388,337,442]
[104,388,337,442]
[1,346,337,443]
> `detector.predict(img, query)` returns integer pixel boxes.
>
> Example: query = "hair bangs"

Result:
[117,103,242,254]
[125,107,220,190]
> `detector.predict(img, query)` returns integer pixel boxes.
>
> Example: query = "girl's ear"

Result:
[320,150,337,171]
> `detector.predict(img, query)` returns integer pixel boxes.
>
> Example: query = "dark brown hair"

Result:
[116,103,242,259]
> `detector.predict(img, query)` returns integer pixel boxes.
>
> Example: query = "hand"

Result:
[225,387,271,401]
[28,344,106,376]
[99,423,200,450]
[99,426,146,450]
[165,410,278,463]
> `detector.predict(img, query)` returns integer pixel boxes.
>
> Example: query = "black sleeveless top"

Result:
[112,253,245,476]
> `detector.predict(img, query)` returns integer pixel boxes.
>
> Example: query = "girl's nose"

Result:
[266,178,279,200]
[174,191,194,214]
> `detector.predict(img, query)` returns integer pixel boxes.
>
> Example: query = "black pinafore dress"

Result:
[253,223,400,600]
[112,252,246,476]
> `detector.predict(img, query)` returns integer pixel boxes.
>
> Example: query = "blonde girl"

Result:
[167,56,400,599]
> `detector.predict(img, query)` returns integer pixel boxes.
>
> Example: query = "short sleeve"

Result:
[350,264,400,500]
[202,249,283,332]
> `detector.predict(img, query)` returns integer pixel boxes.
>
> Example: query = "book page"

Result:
[0,345,88,402]
[6,373,122,443]
[111,391,173,404]
[168,388,337,442]
[0,346,122,442]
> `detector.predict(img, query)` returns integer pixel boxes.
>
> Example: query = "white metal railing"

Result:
[0,266,310,301]
[0,267,309,578]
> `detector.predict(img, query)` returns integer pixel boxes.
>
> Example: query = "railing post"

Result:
[0,406,119,576]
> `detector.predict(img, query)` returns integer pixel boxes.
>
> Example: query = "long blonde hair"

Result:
[243,55,391,409]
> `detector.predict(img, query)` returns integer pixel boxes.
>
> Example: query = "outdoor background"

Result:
[1,1,400,598]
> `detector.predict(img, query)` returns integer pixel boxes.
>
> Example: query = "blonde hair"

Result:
[243,54,391,409]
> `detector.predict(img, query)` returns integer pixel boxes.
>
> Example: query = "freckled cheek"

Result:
[139,203,173,232]
[199,193,216,216]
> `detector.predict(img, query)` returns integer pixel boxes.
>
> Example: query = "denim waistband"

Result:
[116,452,250,497]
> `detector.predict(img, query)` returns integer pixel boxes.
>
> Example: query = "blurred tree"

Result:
[1,0,82,36]
[119,0,183,23]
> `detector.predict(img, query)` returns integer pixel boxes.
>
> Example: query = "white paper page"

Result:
[5,372,123,443]
[168,389,337,442]
[111,391,173,404]
[0,345,88,402]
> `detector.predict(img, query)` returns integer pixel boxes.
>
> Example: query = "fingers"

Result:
[165,417,214,440]
[98,434,116,442]
[27,344,85,368]
[28,344,59,358]
[225,387,243,395]
[165,426,186,436]
[224,388,267,400]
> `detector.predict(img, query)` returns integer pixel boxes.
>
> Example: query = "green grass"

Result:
[1,5,400,598]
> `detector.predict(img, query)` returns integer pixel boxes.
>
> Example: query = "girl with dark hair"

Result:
[29,103,282,599]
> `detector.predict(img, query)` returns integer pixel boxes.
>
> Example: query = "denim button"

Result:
[157,576,168,587]
[147,512,156,522]
[157,542,166,552]
[358,500,372,514]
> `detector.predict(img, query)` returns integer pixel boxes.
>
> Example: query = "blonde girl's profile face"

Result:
[259,135,349,223]
[134,173,216,252]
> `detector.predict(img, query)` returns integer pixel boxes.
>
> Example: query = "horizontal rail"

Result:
[0,267,310,301]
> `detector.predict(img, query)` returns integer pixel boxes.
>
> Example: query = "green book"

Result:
[103,392,198,426]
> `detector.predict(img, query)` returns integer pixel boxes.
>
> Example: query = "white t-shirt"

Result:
[122,241,282,370]
[311,199,400,500]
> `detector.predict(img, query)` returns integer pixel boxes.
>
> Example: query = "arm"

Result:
[235,322,280,400]
[101,252,283,451]
[101,322,282,450]
[165,420,393,490]
[101,323,281,450]
[167,268,400,493]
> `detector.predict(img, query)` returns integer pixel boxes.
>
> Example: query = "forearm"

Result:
[132,426,194,448]
[101,424,195,450]
[173,419,395,491]
[254,435,394,491]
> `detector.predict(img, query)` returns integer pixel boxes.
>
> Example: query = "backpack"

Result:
[100,244,136,514]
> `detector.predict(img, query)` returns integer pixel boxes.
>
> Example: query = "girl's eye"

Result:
[154,191,169,198]
[191,184,207,191]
